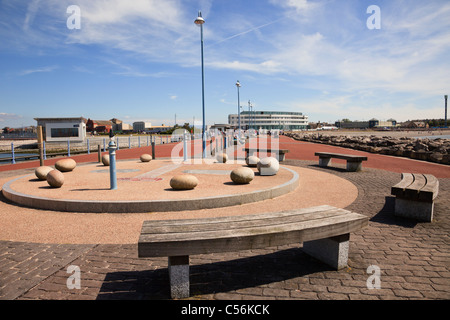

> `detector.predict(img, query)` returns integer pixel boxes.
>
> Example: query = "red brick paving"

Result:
[0,135,449,302]
[2,135,449,178]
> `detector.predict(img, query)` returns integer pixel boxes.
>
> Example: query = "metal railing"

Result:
[0,134,187,164]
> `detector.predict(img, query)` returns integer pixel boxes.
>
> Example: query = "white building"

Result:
[229,111,308,131]
[133,122,152,132]
[34,117,87,142]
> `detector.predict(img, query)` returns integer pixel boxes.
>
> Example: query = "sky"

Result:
[1,0,449,129]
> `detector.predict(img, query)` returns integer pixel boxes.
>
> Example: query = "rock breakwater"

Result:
[286,132,450,165]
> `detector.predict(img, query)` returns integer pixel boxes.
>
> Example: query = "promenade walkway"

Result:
[0,135,449,301]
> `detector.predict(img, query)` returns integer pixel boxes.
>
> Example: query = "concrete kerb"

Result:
[1,166,299,214]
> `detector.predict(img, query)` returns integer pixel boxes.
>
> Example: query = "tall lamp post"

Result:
[248,100,252,130]
[195,11,206,158]
[236,80,241,135]
[445,95,448,127]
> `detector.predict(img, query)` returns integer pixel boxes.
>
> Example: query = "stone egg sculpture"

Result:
[101,154,110,166]
[140,154,152,162]
[170,175,199,190]
[230,167,255,184]
[216,153,228,163]
[35,166,53,181]
[55,158,76,172]
[245,155,260,168]
[46,169,64,188]
[257,157,280,176]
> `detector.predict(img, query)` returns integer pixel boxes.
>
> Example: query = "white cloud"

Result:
[284,93,445,123]
[208,59,281,74]
[270,0,317,13]
[62,0,196,63]
[19,65,58,76]
[23,0,42,31]
[0,113,22,122]
[212,1,450,99]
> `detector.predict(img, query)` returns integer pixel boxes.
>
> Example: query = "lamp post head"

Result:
[236,80,241,88]
[445,95,448,100]
[195,11,205,25]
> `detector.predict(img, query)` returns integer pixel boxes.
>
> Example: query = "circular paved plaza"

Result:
[0,137,449,302]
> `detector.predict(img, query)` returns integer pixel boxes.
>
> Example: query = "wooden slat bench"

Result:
[391,173,439,222]
[138,205,368,299]
[315,152,368,172]
[244,148,289,161]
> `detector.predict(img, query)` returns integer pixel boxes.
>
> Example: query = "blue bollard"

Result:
[11,143,15,164]
[43,141,47,160]
[87,139,90,154]
[68,140,71,157]
[103,138,106,152]
[109,139,117,190]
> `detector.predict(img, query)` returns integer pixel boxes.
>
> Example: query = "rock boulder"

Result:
[55,158,76,172]
[216,153,228,163]
[140,154,152,162]
[257,157,280,176]
[102,154,110,166]
[170,175,199,190]
[246,155,260,167]
[35,166,53,180]
[46,170,64,188]
[230,167,255,184]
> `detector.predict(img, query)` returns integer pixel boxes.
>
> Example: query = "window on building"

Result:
[51,128,79,138]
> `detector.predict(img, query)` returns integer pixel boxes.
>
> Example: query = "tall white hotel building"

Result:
[228,111,308,131]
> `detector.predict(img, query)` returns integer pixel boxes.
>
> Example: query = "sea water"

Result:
[0,153,39,161]
[415,135,450,140]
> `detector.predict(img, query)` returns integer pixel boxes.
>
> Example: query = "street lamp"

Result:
[445,95,448,127]
[195,11,206,158]
[236,80,241,135]
[248,100,252,130]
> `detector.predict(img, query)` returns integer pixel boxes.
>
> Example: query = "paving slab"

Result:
[0,136,449,302]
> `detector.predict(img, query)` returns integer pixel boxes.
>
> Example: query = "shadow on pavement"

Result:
[96,247,331,300]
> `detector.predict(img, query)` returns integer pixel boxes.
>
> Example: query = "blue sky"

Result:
[1,0,449,129]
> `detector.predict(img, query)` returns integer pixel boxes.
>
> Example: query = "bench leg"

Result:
[394,198,434,222]
[302,234,350,270]
[347,161,362,172]
[318,157,331,167]
[168,256,190,299]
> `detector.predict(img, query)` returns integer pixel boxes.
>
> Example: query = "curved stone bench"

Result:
[315,152,368,172]
[138,205,368,299]
[391,173,439,222]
